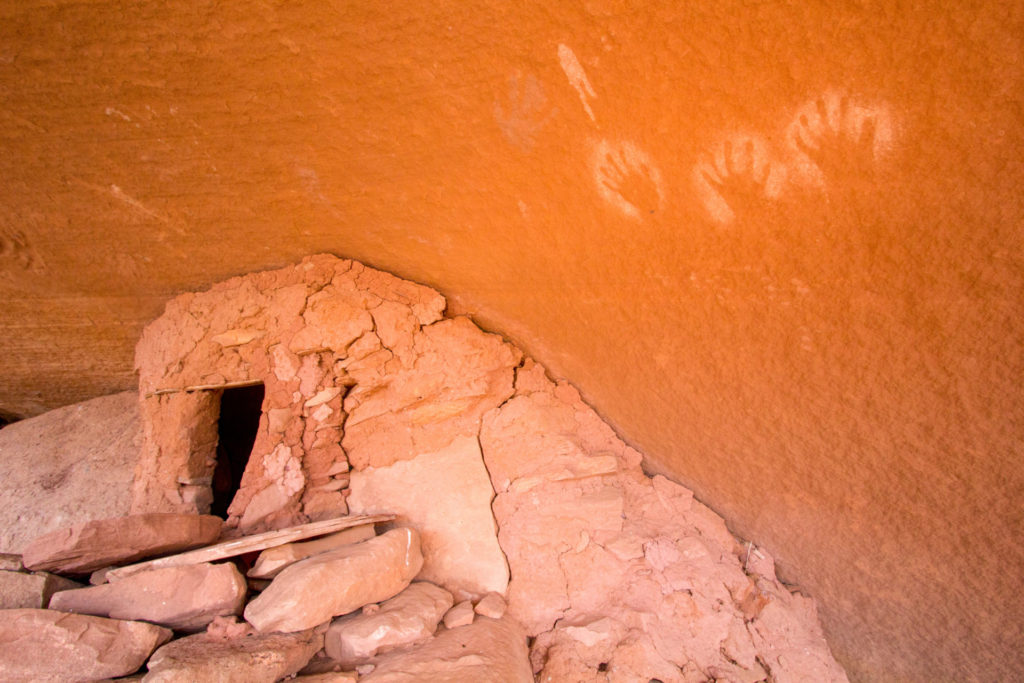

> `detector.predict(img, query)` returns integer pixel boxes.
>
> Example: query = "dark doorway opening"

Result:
[211,383,264,519]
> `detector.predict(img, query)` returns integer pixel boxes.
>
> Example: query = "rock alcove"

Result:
[0,255,848,681]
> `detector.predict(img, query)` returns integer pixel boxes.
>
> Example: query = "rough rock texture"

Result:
[248,524,377,579]
[119,257,846,679]
[324,581,453,666]
[1,5,1022,680]
[49,562,247,631]
[474,593,507,619]
[348,435,509,597]
[0,569,80,609]
[361,616,533,683]
[22,513,223,574]
[0,554,23,572]
[442,600,475,629]
[131,256,447,529]
[483,360,848,682]
[0,608,171,681]
[143,627,323,682]
[0,392,139,553]
[245,527,423,633]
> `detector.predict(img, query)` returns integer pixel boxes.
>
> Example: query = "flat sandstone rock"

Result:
[143,628,322,682]
[360,616,533,683]
[22,513,222,574]
[245,527,424,633]
[325,581,454,666]
[0,392,140,555]
[49,562,247,631]
[0,608,171,681]
[348,435,508,597]
[248,524,377,579]
[0,569,81,609]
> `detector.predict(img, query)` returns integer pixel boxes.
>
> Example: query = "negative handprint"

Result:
[694,136,781,224]
[787,91,894,188]
[593,140,664,219]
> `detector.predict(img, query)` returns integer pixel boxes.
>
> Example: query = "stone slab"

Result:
[348,435,508,597]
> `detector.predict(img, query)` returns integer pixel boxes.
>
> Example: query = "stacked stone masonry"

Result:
[0,255,848,681]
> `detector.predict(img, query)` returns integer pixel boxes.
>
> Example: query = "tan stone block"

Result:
[348,435,508,597]
[361,617,532,682]
[50,562,246,631]
[442,600,475,629]
[22,513,222,574]
[248,524,376,579]
[0,609,170,681]
[324,581,453,666]
[0,569,81,609]
[244,527,423,633]
[144,628,322,682]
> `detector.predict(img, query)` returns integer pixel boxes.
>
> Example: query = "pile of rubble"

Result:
[0,512,533,681]
[0,256,851,681]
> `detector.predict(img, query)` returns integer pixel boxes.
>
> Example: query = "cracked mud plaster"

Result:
[132,256,847,681]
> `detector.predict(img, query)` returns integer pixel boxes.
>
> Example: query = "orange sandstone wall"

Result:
[0,2,1021,680]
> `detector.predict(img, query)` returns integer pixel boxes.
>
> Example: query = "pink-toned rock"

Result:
[248,524,377,579]
[325,581,453,666]
[143,627,323,682]
[0,554,23,571]
[474,592,507,619]
[0,392,140,555]
[342,317,521,470]
[0,608,171,681]
[492,479,624,634]
[0,569,80,609]
[747,583,850,682]
[295,673,359,682]
[348,435,508,597]
[442,600,475,629]
[49,562,247,631]
[361,616,532,682]
[245,527,423,633]
[22,513,222,574]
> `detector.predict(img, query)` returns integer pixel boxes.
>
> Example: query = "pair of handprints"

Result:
[696,91,895,224]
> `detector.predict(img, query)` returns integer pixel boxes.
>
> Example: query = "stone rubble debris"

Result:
[0,568,81,609]
[0,608,171,681]
[248,523,377,579]
[0,256,849,681]
[143,626,323,682]
[244,527,424,633]
[49,562,247,631]
[441,599,475,629]
[22,513,222,574]
[324,581,453,667]
[474,591,508,619]
[360,616,534,682]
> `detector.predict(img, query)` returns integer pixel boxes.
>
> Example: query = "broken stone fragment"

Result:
[360,616,533,682]
[324,581,454,666]
[49,562,247,631]
[0,609,171,681]
[348,435,509,597]
[244,527,423,633]
[294,673,360,682]
[0,554,23,572]
[22,513,222,574]
[143,627,323,682]
[0,569,81,609]
[248,523,376,579]
[474,592,507,619]
[442,600,475,629]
